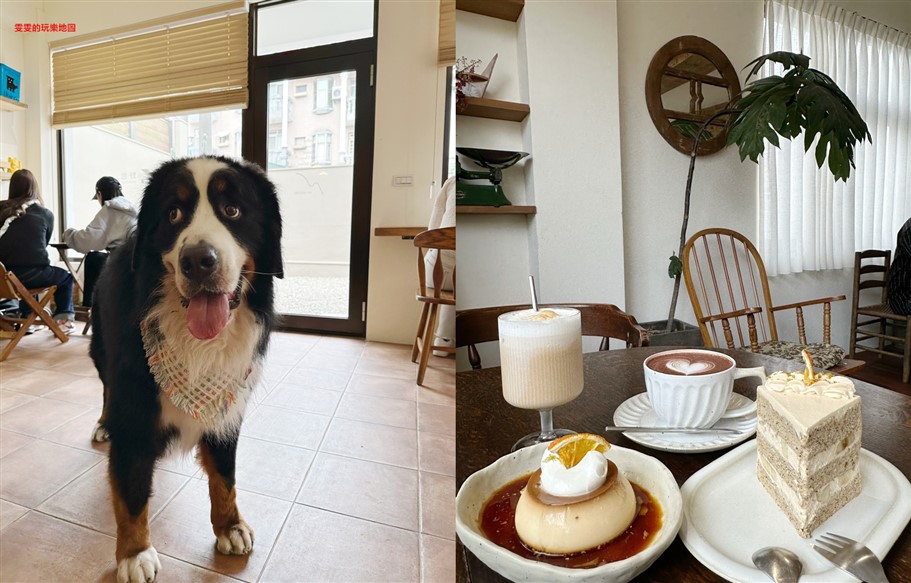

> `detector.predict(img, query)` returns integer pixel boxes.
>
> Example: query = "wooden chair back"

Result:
[848,249,910,382]
[682,228,843,351]
[851,249,891,307]
[456,303,648,370]
[415,227,455,302]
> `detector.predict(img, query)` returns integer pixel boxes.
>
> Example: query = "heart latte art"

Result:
[665,359,716,375]
[646,350,732,376]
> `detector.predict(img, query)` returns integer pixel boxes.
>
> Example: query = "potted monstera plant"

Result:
[654,51,870,341]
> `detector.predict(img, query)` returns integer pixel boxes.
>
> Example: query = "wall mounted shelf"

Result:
[456,0,524,21]
[457,205,536,215]
[0,97,27,112]
[458,97,529,122]
[374,227,425,239]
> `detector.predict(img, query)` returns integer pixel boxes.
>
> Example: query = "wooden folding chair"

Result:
[411,227,455,385]
[0,262,69,361]
[682,228,862,374]
[456,303,649,370]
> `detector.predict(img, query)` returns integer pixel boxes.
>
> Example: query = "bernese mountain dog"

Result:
[89,156,283,583]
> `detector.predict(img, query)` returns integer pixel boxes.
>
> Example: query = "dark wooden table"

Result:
[457,347,911,582]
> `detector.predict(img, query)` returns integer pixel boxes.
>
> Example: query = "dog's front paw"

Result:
[92,422,110,443]
[116,546,160,583]
[216,520,254,555]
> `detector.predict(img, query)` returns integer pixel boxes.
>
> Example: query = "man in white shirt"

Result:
[62,176,138,306]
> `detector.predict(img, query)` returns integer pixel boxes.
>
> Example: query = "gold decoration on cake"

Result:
[800,349,815,384]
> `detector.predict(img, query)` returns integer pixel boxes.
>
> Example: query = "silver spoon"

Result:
[752,547,803,583]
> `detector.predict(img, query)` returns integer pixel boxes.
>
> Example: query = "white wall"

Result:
[617,0,764,331]
[365,0,447,344]
[456,10,530,316]
[0,0,445,344]
[456,0,626,369]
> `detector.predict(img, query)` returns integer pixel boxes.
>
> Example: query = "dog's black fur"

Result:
[89,156,282,582]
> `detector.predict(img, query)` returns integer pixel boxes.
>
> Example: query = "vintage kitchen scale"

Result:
[455,148,529,207]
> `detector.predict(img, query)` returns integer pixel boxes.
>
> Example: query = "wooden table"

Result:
[457,347,911,582]
[50,242,84,295]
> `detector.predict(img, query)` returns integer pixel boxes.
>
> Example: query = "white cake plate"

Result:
[679,440,911,582]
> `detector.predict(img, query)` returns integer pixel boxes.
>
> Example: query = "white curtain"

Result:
[760,0,911,276]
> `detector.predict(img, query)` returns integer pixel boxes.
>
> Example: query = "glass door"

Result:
[248,54,375,335]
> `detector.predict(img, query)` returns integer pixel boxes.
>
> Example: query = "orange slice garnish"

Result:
[545,433,611,469]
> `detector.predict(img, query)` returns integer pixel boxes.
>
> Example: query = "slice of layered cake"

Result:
[756,351,862,538]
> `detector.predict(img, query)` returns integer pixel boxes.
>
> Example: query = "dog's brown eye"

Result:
[169,207,183,224]
[223,205,240,219]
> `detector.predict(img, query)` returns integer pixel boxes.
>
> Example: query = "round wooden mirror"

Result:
[645,36,741,156]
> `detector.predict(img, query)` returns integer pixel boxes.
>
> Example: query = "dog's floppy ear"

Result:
[131,161,170,272]
[243,161,284,279]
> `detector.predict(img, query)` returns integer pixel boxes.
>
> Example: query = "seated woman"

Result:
[0,169,75,331]
[887,217,911,315]
[62,176,137,307]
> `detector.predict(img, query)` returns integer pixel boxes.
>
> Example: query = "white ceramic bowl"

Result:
[456,442,683,583]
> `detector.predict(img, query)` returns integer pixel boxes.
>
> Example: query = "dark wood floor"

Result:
[847,350,910,397]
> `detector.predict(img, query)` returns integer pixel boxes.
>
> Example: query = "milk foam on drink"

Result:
[498,308,584,410]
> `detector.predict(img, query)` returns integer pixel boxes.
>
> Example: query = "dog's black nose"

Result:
[180,243,219,281]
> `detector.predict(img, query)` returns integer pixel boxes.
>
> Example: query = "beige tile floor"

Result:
[0,329,455,582]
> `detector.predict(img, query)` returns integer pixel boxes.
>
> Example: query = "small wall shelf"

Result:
[457,205,536,215]
[0,172,12,181]
[374,227,425,239]
[0,97,27,112]
[458,97,529,122]
[456,0,524,21]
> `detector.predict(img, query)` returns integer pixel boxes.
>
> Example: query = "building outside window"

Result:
[312,131,332,165]
[313,77,333,113]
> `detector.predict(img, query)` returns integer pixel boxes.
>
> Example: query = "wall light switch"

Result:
[393,175,414,186]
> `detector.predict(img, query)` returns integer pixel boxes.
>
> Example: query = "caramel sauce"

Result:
[479,473,662,569]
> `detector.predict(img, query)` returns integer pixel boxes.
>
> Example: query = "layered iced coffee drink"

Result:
[498,308,584,410]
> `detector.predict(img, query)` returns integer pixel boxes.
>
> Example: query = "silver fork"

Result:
[813,532,890,583]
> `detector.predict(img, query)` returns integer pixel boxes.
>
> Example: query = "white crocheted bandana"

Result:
[141,317,251,429]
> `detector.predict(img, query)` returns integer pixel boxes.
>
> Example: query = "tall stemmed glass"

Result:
[498,306,584,451]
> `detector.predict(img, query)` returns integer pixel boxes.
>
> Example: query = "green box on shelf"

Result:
[0,64,21,102]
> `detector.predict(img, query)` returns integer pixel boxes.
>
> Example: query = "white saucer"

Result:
[612,392,757,453]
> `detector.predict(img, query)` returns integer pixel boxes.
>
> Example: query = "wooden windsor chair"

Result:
[682,228,862,374]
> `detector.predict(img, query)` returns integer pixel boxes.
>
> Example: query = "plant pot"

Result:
[641,319,704,347]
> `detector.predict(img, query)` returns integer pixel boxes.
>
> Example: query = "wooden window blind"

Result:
[438,0,455,65]
[50,3,248,127]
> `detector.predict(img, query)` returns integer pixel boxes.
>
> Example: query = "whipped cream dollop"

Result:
[539,449,608,497]
[764,371,856,399]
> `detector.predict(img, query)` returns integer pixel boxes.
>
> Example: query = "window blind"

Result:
[51,4,248,127]
[439,0,455,65]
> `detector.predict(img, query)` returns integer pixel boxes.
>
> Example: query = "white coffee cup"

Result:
[642,349,766,428]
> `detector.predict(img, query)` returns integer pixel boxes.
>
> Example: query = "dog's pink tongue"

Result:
[186,293,230,340]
